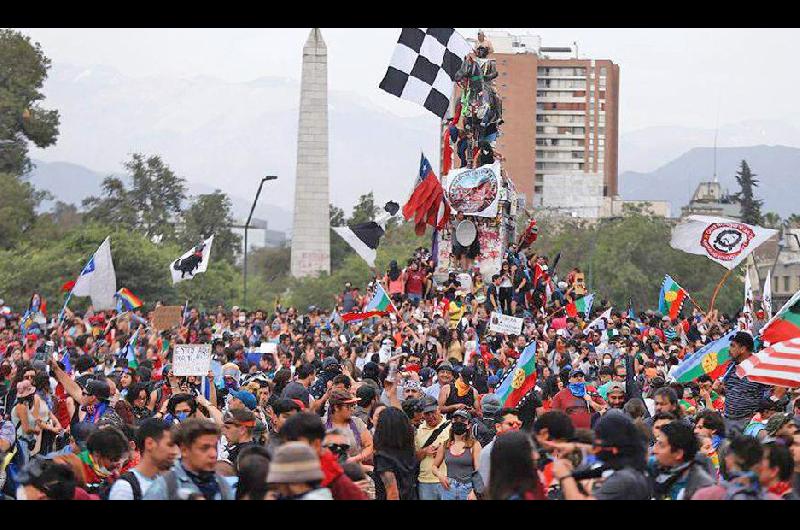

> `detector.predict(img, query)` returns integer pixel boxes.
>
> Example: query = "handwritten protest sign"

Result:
[173,344,212,376]
[152,306,183,330]
[489,312,524,335]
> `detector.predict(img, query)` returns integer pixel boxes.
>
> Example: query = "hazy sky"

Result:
[15,27,800,132]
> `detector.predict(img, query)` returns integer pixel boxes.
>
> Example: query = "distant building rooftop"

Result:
[681,180,740,219]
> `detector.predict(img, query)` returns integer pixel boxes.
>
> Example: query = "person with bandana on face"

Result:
[76,427,130,495]
[550,369,606,430]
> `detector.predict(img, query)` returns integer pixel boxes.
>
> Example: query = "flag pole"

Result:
[708,268,734,313]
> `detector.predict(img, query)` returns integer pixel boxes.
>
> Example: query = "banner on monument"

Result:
[489,312,524,335]
[445,163,501,218]
[173,344,213,376]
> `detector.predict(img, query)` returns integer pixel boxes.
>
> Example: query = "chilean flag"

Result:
[402,153,451,236]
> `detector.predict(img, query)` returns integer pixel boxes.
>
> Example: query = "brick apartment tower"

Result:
[291,28,331,278]
[491,53,620,206]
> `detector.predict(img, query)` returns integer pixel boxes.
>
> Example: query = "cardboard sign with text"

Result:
[173,344,212,376]
[152,305,183,330]
[489,312,524,336]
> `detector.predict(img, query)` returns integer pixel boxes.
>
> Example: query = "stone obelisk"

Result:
[291,28,331,278]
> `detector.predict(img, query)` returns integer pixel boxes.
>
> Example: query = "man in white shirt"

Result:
[108,418,180,500]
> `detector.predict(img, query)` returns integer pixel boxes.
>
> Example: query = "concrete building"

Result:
[750,227,800,309]
[681,180,741,219]
[480,30,619,207]
[290,28,331,278]
[540,173,670,220]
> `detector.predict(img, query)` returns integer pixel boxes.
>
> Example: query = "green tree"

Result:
[761,211,782,229]
[349,192,377,225]
[733,160,763,225]
[182,190,241,265]
[83,154,187,241]
[0,29,60,174]
[329,204,345,227]
[0,172,50,249]
[786,213,800,228]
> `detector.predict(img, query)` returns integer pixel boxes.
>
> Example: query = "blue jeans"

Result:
[407,293,422,305]
[418,482,441,500]
[440,478,472,500]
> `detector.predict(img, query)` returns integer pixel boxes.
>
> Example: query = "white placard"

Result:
[489,312,524,335]
[173,344,212,376]
[259,342,277,354]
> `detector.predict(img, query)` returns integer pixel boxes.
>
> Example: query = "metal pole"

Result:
[243,176,277,308]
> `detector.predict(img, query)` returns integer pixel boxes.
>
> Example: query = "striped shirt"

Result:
[722,362,770,420]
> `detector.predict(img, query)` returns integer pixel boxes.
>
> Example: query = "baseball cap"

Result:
[272,398,302,416]
[267,442,323,484]
[223,407,257,427]
[85,379,111,400]
[419,367,435,383]
[229,389,257,410]
[452,409,471,421]
[421,396,439,413]
[437,362,454,373]
[356,385,377,403]
[607,382,626,395]
[480,394,502,415]
[329,389,358,406]
[765,412,792,436]
[321,357,340,370]
[570,369,586,378]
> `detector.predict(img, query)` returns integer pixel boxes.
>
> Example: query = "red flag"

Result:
[442,125,454,177]
[61,280,76,292]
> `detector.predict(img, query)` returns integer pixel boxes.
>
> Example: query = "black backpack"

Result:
[99,471,143,500]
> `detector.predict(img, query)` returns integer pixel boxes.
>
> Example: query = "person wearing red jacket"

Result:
[281,411,369,500]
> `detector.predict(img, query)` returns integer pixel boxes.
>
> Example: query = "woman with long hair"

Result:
[431,409,482,500]
[444,328,465,365]
[383,260,406,302]
[372,406,418,500]
[486,430,545,500]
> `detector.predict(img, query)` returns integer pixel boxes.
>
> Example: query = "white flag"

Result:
[584,307,612,335]
[72,236,117,310]
[171,236,214,284]
[762,268,773,319]
[741,268,754,332]
[670,215,777,270]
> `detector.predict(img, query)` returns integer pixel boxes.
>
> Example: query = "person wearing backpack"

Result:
[415,396,451,500]
[107,418,179,500]
[144,418,234,500]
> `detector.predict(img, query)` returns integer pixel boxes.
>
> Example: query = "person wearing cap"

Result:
[431,408,482,500]
[325,389,372,465]
[221,408,258,469]
[473,393,502,447]
[11,380,40,461]
[606,382,627,410]
[550,368,606,430]
[227,388,258,412]
[765,412,797,439]
[424,361,454,401]
[718,331,772,435]
[266,441,332,500]
[415,395,451,500]
[49,358,122,427]
[145,418,234,500]
[439,365,479,419]
[553,410,652,500]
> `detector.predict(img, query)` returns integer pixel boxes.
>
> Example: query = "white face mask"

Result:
[16,485,28,500]
[603,358,612,366]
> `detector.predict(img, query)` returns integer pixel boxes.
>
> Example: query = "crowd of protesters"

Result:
[1,242,799,501]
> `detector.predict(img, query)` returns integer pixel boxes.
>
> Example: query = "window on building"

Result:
[785,276,791,292]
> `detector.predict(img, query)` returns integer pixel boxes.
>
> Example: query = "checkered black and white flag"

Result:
[379,28,472,119]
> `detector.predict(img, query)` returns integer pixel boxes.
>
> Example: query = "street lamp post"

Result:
[243,176,277,309]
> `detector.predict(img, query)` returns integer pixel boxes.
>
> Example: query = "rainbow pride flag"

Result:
[115,288,143,311]
[495,341,538,408]
[342,283,396,322]
[673,330,735,382]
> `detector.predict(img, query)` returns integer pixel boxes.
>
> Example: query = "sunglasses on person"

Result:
[324,443,350,456]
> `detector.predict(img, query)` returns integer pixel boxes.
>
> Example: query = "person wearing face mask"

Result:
[49,359,123,428]
[431,409,482,500]
[551,369,606,430]
[160,393,197,425]
[552,410,652,500]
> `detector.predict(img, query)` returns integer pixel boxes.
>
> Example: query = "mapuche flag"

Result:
[495,341,537,408]
[566,293,593,318]
[760,288,800,346]
[673,330,735,382]
[659,275,687,320]
[341,283,397,323]
[402,153,450,236]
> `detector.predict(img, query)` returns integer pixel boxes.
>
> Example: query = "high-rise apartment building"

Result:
[478,31,619,206]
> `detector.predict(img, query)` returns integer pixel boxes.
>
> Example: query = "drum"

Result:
[455,219,477,247]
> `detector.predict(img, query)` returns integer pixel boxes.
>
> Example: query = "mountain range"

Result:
[25,63,800,225]
[619,144,800,218]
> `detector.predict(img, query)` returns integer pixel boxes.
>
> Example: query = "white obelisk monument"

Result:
[291,28,331,278]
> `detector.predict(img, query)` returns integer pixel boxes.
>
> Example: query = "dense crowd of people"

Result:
[1,239,799,502]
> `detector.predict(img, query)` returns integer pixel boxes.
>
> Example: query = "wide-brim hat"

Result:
[267,442,323,484]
